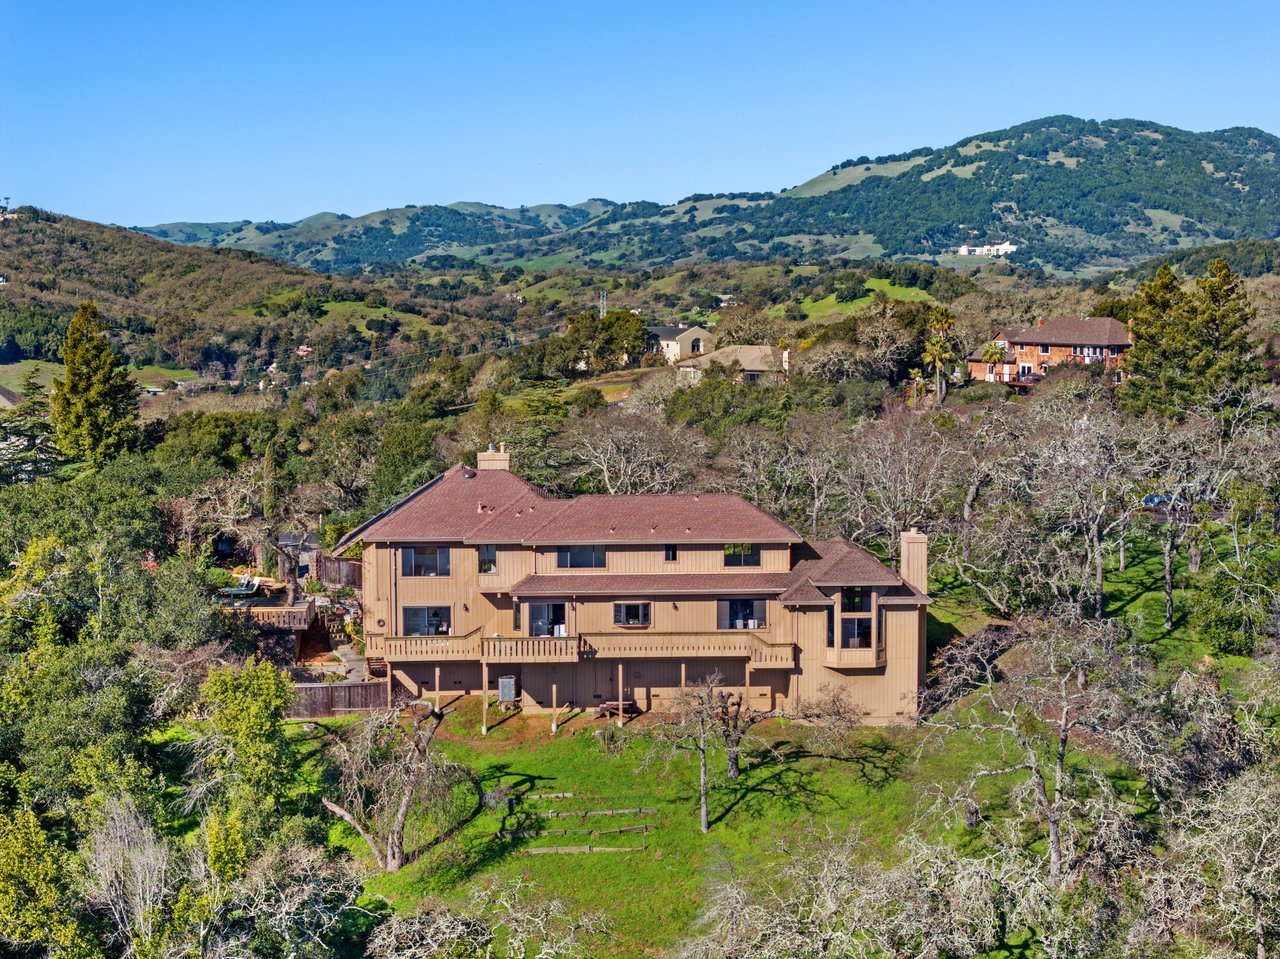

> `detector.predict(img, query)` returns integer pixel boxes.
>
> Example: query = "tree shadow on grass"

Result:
[707,750,829,827]
[764,732,908,789]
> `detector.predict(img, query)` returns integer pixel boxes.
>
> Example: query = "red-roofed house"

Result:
[967,316,1132,386]
[337,444,929,726]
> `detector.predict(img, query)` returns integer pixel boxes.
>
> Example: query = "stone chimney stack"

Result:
[477,442,511,471]
[899,528,928,595]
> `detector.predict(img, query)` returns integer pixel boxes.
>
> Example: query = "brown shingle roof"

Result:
[779,539,904,604]
[519,494,800,545]
[336,465,556,550]
[339,469,801,550]
[0,385,22,409]
[1003,316,1131,348]
[509,572,794,597]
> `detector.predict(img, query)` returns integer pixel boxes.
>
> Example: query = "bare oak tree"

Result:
[321,705,477,872]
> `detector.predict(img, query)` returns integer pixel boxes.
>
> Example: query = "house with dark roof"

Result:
[645,324,714,363]
[967,316,1132,386]
[336,444,929,727]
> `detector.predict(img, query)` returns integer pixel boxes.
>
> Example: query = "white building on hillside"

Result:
[957,241,1018,257]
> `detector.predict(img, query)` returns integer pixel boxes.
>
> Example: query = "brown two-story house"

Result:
[336,445,929,727]
[967,315,1131,386]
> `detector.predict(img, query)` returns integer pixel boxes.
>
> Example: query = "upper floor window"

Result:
[840,616,871,649]
[528,602,567,637]
[724,543,761,567]
[402,546,450,577]
[664,545,678,562]
[557,545,606,569]
[841,586,872,614]
[478,544,497,574]
[1109,346,1119,357]
[1039,344,1050,355]
[614,602,651,626]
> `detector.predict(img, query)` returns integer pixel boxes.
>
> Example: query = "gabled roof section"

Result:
[518,493,801,545]
[334,464,554,552]
[779,539,905,604]
[1003,316,1131,348]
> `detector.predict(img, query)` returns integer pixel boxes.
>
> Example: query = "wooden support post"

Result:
[481,661,489,735]
[617,661,624,728]
[680,660,687,688]
[434,664,441,711]
[551,683,558,734]
[744,666,751,704]
[385,665,393,708]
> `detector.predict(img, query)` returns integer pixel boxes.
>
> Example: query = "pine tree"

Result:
[0,367,58,482]
[1120,260,1262,417]
[49,302,138,466]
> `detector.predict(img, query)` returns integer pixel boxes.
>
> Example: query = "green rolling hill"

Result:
[134,116,1280,274]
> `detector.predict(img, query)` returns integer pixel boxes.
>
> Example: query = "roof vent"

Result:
[477,503,484,514]
[461,467,477,479]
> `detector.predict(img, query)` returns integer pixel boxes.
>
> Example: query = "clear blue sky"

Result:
[4,0,1278,225]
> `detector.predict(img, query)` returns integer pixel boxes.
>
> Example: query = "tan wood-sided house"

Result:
[967,316,1131,386]
[336,444,930,727]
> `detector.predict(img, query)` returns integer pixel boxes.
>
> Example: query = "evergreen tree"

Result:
[50,302,137,466]
[0,367,58,483]
[1121,260,1262,417]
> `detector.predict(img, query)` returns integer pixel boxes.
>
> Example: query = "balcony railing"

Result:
[481,636,586,663]
[822,641,885,669]
[370,628,796,667]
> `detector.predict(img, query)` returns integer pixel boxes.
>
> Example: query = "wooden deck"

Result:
[368,629,796,667]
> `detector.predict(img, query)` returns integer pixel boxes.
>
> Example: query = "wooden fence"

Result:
[314,550,362,590]
[289,680,385,719]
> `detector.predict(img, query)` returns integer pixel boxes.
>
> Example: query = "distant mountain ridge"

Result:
[133,116,1280,274]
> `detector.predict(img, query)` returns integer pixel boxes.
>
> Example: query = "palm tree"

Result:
[927,306,955,339]
[908,367,924,406]
[922,337,954,404]
[979,340,1006,380]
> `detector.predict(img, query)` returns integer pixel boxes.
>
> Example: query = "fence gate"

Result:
[289,681,385,719]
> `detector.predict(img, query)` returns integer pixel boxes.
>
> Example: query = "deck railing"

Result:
[370,628,796,667]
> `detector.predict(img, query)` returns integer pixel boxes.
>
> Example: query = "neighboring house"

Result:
[645,324,715,363]
[957,241,1018,257]
[675,344,788,385]
[966,316,1132,385]
[336,444,929,725]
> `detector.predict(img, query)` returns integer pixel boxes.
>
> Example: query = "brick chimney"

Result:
[477,442,511,471]
[899,528,928,595]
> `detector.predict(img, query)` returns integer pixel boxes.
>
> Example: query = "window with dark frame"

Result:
[403,606,452,636]
[556,545,607,569]
[1039,344,1050,355]
[402,546,450,577]
[717,598,767,629]
[723,543,761,567]
[841,586,871,613]
[664,544,678,562]
[478,544,497,574]
[528,602,568,637]
[840,616,871,649]
[613,602,651,626]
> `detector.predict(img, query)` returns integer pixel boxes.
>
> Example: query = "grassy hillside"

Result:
[133,116,1280,274]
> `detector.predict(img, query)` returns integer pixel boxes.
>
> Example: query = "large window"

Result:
[613,602,651,626]
[528,602,568,637]
[404,606,452,636]
[478,544,497,574]
[723,543,761,567]
[841,587,871,614]
[840,617,871,649]
[717,598,767,630]
[402,546,450,577]
[556,545,606,569]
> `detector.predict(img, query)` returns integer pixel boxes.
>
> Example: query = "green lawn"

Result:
[0,359,199,392]
[301,699,1007,958]
[770,277,934,324]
